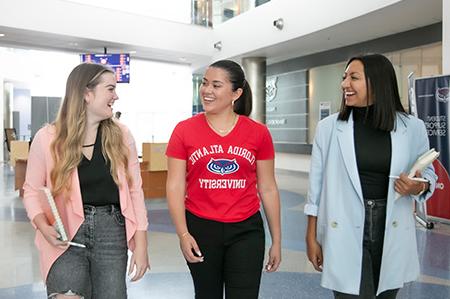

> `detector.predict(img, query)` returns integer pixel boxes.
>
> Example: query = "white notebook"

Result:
[394,148,439,199]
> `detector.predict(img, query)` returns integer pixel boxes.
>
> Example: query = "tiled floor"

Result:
[0,164,449,298]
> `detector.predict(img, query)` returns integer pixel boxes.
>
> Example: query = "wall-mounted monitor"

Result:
[80,53,130,83]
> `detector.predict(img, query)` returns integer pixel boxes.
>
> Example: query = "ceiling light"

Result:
[0,33,5,37]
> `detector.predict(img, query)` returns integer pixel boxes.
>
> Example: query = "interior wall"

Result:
[387,43,443,109]
[13,88,31,140]
[308,62,346,143]
[275,152,310,173]
[265,69,309,153]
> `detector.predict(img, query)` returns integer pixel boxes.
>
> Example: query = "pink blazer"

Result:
[23,123,148,281]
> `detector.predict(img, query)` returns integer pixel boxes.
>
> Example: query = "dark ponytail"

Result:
[209,60,252,116]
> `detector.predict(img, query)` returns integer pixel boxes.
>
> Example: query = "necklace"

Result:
[82,143,95,147]
[206,113,238,135]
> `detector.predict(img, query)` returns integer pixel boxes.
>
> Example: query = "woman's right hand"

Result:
[39,223,69,249]
[179,233,204,263]
[306,238,323,272]
[33,214,68,248]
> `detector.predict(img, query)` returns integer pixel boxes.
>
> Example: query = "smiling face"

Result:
[341,60,372,107]
[200,67,242,114]
[84,72,118,122]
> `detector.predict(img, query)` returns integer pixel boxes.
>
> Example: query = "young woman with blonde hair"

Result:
[23,63,149,299]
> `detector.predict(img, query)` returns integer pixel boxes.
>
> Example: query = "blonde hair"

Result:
[50,63,131,196]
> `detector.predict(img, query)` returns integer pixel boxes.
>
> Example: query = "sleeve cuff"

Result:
[411,173,437,203]
[137,223,149,231]
[304,204,318,216]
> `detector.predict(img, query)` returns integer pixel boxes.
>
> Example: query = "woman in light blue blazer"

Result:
[305,54,437,298]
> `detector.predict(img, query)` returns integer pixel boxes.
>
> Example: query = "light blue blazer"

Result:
[304,112,437,295]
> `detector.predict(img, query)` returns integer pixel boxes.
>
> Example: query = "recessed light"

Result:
[0,33,5,37]
[129,50,137,54]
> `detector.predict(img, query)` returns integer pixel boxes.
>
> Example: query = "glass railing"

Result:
[191,0,271,27]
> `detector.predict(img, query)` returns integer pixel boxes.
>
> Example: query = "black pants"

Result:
[334,199,399,299]
[186,211,265,299]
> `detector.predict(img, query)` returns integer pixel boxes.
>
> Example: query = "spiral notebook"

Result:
[40,187,86,248]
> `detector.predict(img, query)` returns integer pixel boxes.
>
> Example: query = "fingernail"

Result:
[267,265,272,270]
[196,251,202,257]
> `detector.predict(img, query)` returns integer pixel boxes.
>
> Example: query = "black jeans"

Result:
[186,211,265,299]
[334,199,399,299]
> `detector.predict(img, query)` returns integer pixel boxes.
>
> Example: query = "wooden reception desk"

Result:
[140,161,167,199]
[15,159,27,197]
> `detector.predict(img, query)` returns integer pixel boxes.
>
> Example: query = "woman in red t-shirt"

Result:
[166,60,281,299]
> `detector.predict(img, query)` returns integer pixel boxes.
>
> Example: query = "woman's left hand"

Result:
[128,244,150,282]
[265,243,281,272]
[394,171,427,196]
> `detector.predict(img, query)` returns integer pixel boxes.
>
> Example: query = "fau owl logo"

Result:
[265,77,278,102]
[436,87,449,103]
[207,158,239,175]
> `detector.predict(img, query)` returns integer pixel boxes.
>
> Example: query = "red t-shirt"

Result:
[166,113,275,222]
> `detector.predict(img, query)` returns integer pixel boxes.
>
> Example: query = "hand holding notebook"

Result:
[41,187,86,248]
[406,148,440,178]
[393,148,439,199]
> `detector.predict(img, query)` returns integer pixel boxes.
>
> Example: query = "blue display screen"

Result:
[80,53,130,83]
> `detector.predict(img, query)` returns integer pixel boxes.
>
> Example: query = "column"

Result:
[242,57,266,123]
[444,0,450,73]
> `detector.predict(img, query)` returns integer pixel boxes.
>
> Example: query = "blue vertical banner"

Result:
[415,75,450,221]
